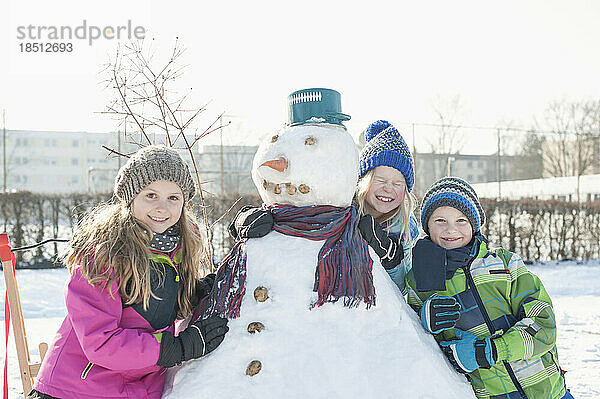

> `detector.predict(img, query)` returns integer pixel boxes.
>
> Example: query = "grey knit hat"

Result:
[420,177,485,235]
[114,145,196,204]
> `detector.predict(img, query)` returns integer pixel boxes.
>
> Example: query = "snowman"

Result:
[163,89,475,398]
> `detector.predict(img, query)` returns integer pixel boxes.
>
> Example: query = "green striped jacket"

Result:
[406,237,566,399]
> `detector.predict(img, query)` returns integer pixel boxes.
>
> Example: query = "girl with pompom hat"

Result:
[354,120,419,295]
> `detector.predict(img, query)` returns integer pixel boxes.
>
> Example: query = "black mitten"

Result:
[228,206,274,240]
[157,315,229,367]
[358,214,404,270]
[192,273,216,308]
[197,273,216,297]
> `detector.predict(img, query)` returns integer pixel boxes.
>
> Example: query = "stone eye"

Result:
[305,137,316,145]
[271,135,278,143]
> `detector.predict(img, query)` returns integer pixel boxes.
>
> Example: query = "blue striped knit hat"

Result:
[420,177,485,235]
[359,120,414,191]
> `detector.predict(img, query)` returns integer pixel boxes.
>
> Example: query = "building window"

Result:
[71,176,79,184]
[477,161,483,169]
[467,161,473,168]
[72,140,80,147]
[72,158,79,166]
[467,174,473,181]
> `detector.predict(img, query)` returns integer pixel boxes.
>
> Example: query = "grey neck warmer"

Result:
[149,226,180,253]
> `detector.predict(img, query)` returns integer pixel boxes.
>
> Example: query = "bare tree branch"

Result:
[101,39,225,272]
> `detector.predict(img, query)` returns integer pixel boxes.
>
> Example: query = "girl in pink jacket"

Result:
[29,145,229,399]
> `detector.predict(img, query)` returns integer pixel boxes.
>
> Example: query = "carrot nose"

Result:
[261,157,288,172]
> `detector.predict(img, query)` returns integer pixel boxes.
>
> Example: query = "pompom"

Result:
[364,120,392,142]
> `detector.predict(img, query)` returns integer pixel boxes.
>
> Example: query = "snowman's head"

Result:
[252,124,359,207]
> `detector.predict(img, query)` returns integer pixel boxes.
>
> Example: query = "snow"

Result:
[1,261,599,398]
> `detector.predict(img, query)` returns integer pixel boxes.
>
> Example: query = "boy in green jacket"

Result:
[406,177,573,399]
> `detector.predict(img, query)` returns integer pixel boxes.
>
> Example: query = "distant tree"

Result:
[513,130,545,180]
[427,94,469,155]
[538,99,600,177]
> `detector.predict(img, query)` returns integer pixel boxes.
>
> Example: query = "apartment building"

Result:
[1,130,197,194]
[412,152,530,197]
[195,144,259,196]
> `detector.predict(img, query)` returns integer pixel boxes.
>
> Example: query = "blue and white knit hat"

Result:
[359,120,415,192]
[420,177,485,235]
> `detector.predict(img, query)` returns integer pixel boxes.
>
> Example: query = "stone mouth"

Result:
[262,180,310,195]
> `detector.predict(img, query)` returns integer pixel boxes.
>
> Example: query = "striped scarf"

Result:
[194,204,375,321]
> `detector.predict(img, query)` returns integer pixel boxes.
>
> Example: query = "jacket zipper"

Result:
[462,262,528,399]
[149,249,181,282]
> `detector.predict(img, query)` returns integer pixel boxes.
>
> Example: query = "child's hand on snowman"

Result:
[195,273,216,300]
[228,206,274,240]
[358,214,404,270]
[156,315,229,367]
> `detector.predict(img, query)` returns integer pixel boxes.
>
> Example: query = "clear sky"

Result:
[2,0,600,153]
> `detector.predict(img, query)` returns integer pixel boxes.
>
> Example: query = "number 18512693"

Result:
[19,43,73,52]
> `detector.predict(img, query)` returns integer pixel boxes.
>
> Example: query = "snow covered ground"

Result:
[1,261,599,398]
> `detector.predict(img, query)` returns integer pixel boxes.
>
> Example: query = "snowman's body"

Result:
[163,123,475,398]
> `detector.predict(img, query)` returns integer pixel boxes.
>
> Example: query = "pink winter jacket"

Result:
[33,268,172,399]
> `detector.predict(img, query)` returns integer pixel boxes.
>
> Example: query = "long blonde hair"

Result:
[356,169,417,243]
[63,201,206,318]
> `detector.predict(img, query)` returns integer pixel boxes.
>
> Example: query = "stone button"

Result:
[298,184,310,194]
[285,183,297,195]
[247,321,265,333]
[246,360,262,376]
[254,286,268,302]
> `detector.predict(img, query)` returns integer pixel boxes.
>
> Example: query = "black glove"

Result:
[418,296,461,334]
[157,315,229,367]
[228,206,274,240]
[196,273,216,299]
[191,273,216,308]
[358,214,404,270]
